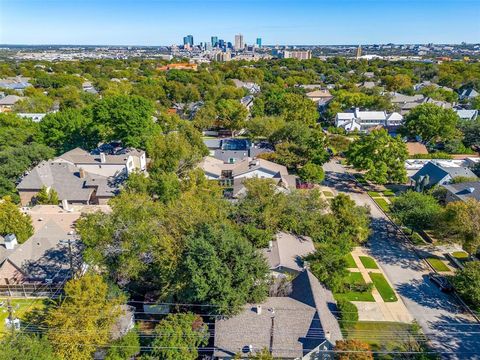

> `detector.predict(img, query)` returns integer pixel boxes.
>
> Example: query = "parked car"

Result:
[428,273,454,293]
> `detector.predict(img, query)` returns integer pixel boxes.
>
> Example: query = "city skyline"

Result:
[1,0,479,46]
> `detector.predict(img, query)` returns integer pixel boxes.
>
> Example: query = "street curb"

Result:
[348,172,480,323]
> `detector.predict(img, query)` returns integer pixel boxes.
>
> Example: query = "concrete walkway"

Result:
[351,248,414,323]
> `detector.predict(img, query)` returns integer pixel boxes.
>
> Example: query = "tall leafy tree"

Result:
[439,198,480,254]
[452,262,480,311]
[215,98,248,133]
[45,273,124,360]
[346,129,408,184]
[391,191,442,233]
[0,197,34,242]
[176,224,269,315]
[402,103,459,144]
[92,95,157,148]
[0,334,56,360]
[151,313,209,360]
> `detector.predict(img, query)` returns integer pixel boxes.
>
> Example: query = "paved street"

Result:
[323,159,480,359]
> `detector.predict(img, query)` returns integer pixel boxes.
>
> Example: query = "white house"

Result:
[335,108,403,132]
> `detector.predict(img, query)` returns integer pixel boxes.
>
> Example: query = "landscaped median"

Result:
[359,256,378,269]
[426,257,450,272]
[345,253,357,268]
[334,272,375,302]
[369,273,398,302]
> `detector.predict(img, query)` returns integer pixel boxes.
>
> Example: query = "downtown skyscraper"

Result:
[234,34,244,50]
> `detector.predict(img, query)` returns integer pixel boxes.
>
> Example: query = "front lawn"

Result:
[345,253,357,268]
[452,251,469,259]
[359,256,379,269]
[323,191,334,197]
[373,198,390,212]
[334,272,375,302]
[426,258,450,272]
[0,298,47,336]
[343,321,425,351]
[367,191,380,197]
[370,273,397,302]
[383,190,396,197]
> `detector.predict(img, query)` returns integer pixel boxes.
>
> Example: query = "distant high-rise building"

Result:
[211,36,218,47]
[183,35,194,47]
[282,50,312,60]
[256,38,262,48]
[215,51,232,62]
[234,34,244,50]
[227,42,233,49]
[218,39,225,48]
[356,45,362,59]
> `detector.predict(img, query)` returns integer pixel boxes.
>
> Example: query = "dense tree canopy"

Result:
[0,197,34,242]
[346,129,408,184]
[391,191,442,232]
[452,261,480,311]
[402,104,459,144]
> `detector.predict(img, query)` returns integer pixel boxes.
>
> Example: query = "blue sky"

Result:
[1,0,479,45]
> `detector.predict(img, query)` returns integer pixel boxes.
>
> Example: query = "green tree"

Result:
[331,194,371,244]
[334,339,373,360]
[104,329,140,360]
[40,108,100,154]
[216,98,248,133]
[402,104,459,144]
[281,93,318,125]
[346,129,408,184]
[92,95,156,148]
[0,333,56,360]
[0,197,34,242]
[45,273,124,360]
[384,74,412,92]
[391,191,442,232]
[151,313,209,360]
[176,224,269,315]
[452,261,480,311]
[298,162,325,184]
[35,186,59,205]
[459,119,480,149]
[439,198,480,254]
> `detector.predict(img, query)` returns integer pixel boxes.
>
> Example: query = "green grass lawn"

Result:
[383,190,396,197]
[345,253,357,268]
[409,231,426,245]
[426,258,450,272]
[343,321,424,350]
[0,298,47,336]
[367,191,381,197]
[334,272,375,302]
[452,251,469,259]
[370,273,398,302]
[322,191,334,197]
[373,198,390,212]
[359,256,379,269]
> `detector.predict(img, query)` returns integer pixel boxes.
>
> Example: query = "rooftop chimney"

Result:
[62,199,69,211]
[255,305,262,315]
[79,168,86,178]
[268,241,273,250]
[467,187,475,193]
[100,152,106,163]
[4,234,18,250]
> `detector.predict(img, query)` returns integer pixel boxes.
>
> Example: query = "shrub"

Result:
[337,299,358,329]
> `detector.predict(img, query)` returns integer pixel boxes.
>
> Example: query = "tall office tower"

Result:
[256,38,262,48]
[356,45,362,59]
[227,42,233,49]
[218,39,225,49]
[234,34,244,50]
[211,36,218,47]
[183,34,194,47]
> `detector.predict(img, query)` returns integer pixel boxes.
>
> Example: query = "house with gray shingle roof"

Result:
[213,269,342,359]
[459,88,479,101]
[410,161,477,191]
[442,182,480,203]
[0,220,80,285]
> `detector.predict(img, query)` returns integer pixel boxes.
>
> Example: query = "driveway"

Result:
[323,160,480,359]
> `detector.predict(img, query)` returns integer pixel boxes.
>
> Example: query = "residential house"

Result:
[82,81,98,94]
[305,89,334,111]
[240,95,255,111]
[231,79,261,94]
[204,138,272,164]
[17,113,47,122]
[262,232,315,275]
[54,147,146,177]
[0,77,31,92]
[0,95,22,112]
[213,269,342,359]
[335,108,403,132]
[442,182,480,203]
[410,161,477,191]
[172,101,204,120]
[0,209,79,285]
[459,88,479,101]
[389,92,425,115]
[455,109,478,121]
[199,156,296,198]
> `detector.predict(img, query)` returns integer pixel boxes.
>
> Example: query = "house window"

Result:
[228,158,235,164]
